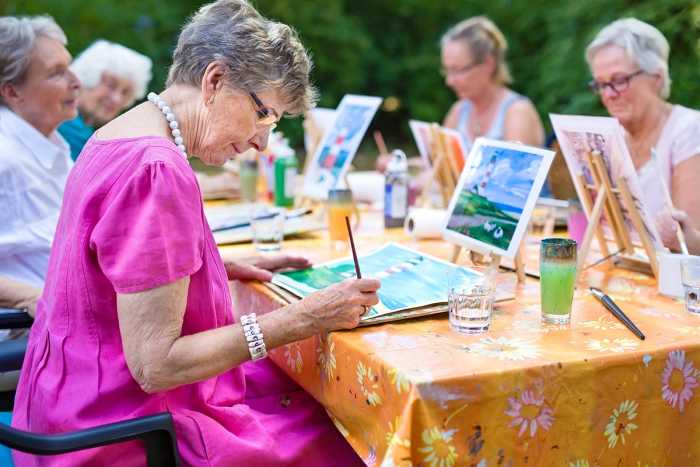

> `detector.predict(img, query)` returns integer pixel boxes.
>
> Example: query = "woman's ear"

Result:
[201,61,227,106]
[0,82,20,108]
[483,54,496,77]
[654,73,664,96]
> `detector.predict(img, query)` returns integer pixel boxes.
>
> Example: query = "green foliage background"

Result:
[5,0,700,154]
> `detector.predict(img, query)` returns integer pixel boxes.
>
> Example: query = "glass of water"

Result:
[681,256,700,314]
[448,269,495,334]
[250,205,285,252]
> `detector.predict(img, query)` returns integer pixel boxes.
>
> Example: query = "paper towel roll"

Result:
[404,208,447,239]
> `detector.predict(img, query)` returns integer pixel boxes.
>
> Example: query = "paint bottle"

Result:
[384,149,409,228]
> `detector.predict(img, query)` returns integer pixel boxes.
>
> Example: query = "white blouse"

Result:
[637,105,700,220]
[0,107,72,287]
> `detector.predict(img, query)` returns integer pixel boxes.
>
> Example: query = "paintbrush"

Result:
[651,148,688,255]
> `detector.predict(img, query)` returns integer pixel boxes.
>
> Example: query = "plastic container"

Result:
[384,150,409,228]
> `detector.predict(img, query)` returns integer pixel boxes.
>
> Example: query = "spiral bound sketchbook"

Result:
[267,243,515,326]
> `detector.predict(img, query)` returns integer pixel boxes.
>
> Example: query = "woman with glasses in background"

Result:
[441,16,544,149]
[12,1,379,465]
[587,18,700,253]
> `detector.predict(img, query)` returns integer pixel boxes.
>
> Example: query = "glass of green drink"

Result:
[540,238,577,324]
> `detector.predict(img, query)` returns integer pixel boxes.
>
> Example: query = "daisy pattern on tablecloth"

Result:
[569,460,590,467]
[578,316,624,331]
[385,416,411,449]
[505,388,554,437]
[418,426,458,467]
[661,350,698,412]
[678,326,700,337]
[363,447,376,466]
[585,337,639,353]
[387,368,411,394]
[463,336,541,361]
[316,335,336,382]
[357,361,382,406]
[283,342,303,373]
[603,400,638,448]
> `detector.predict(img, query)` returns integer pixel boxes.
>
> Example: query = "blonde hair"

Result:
[586,18,671,99]
[441,16,512,85]
[167,0,317,116]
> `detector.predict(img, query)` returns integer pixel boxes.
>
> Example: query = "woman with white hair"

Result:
[58,39,152,160]
[442,16,544,148]
[586,18,700,253]
[12,1,377,465]
[0,16,79,322]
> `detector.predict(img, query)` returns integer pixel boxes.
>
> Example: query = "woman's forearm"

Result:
[0,276,41,316]
[118,276,377,394]
[149,302,311,392]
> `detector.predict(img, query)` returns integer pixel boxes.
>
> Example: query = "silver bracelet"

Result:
[240,313,267,361]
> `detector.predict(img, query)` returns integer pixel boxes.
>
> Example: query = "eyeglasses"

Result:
[249,92,279,129]
[440,61,481,77]
[588,70,644,95]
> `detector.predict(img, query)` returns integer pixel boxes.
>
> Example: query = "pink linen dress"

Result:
[12,136,363,466]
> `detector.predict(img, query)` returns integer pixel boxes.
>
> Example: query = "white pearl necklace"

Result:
[147,92,187,159]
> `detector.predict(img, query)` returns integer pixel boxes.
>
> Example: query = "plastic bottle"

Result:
[384,149,409,228]
[239,159,258,203]
[274,153,297,207]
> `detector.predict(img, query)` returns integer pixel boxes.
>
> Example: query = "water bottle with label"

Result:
[384,150,409,228]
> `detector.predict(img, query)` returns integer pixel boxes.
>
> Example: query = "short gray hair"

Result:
[167,0,317,116]
[586,18,671,98]
[71,40,152,101]
[441,16,512,85]
[0,15,67,105]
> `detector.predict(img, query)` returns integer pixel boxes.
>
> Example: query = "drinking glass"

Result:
[250,205,285,252]
[681,256,700,314]
[327,189,359,250]
[448,268,495,334]
[540,238,577,324]
[240,159,258,203]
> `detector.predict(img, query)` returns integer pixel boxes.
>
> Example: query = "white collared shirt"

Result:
[0,106,73,287]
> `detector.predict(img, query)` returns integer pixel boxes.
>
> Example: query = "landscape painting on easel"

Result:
[550,114,664,249]
[441,127,468,175]
[409,119,434,168]
[302,95,382,200]
[442,138,554,259]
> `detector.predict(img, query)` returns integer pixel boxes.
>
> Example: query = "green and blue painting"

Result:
[447,145,543,251]
[272,243,481,320]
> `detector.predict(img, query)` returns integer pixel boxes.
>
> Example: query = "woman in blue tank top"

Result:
[441,17,544,150]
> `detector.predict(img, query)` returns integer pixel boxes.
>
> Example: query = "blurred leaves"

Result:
[5,0,699,150]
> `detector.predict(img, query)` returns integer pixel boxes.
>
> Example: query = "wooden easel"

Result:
[418,124,459,208]
[450,244,527,284]
[576,151,658,278]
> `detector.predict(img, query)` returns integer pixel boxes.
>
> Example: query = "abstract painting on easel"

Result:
[550,114,664,249]
[302,94,382,200]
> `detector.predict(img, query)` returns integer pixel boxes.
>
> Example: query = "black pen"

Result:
[590,287,645,340]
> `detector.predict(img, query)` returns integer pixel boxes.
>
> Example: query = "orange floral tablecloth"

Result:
[223,222,700,467]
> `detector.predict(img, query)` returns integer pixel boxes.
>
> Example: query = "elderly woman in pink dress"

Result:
[12,1,380,465]
[586,18,700,253]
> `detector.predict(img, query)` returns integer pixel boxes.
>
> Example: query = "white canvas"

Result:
[302,95,382,200]
[408,119,433,168]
